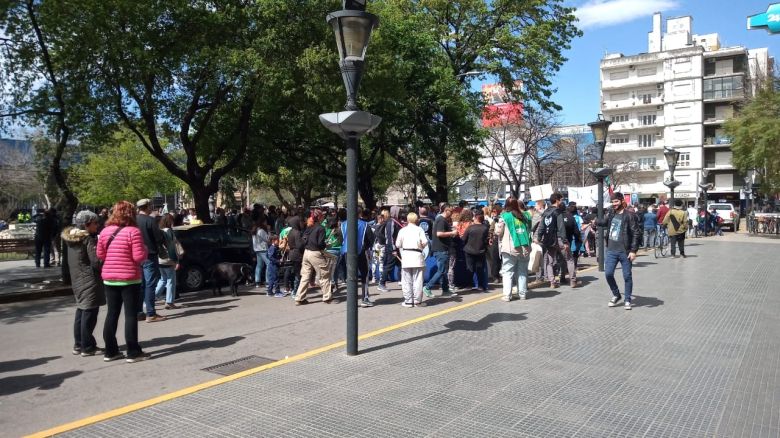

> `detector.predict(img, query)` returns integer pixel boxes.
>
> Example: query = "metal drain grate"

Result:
[202,355,277,376]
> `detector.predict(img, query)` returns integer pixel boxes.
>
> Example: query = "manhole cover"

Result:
[202,355,277,376]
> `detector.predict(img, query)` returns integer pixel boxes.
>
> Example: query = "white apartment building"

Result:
[599,13,770,206]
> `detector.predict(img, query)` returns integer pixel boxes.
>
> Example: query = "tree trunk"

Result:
[358,176,376,211]
[191,185,214,223]
[434,154,448,204]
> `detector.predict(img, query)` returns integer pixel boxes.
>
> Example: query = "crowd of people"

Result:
[51,190,745,362]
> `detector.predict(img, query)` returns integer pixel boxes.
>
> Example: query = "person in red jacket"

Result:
[97,201,150,363]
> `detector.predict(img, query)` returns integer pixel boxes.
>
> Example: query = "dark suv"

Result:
[173,225,253,291]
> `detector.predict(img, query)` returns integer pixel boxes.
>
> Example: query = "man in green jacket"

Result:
[662,199,689,258]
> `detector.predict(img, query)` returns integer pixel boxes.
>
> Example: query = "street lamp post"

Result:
[698,169,710,210]
[587,114,612,272]
[663,147,682,207]
[320,0,380,356]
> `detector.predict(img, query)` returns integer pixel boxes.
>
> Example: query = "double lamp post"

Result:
[663,147,681,206]
[319,0,380,356]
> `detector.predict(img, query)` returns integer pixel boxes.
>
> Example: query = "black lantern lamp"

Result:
[327,1,379,111]
[587,114,613,272]
[663,147,682,206]
[587,114,612,164]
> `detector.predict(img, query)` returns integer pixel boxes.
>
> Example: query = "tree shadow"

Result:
[632,295,664,308]
[422,295,464,306]
[0,356,61,373]
[0,370,82,396]
[360,312,527,354]
[0,296,72,324]
[149,336,245,360]
[163,305,238,320]
[633,261,657,267]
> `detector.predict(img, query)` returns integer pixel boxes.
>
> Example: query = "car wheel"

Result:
[183,265,206,291]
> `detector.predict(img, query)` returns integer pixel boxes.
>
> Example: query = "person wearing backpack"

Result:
[662,199,689,258]
[534,193,568,289]
[595,192,643,310]
[560,202,583,287]
[378,207,403,292]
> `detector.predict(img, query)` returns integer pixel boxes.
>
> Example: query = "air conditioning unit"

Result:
[656,83,664,90]
[656,105,663,110]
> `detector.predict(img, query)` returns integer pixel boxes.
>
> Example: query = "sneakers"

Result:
[377,284,389,292]
[274,291,289,298]
[103,353,125,362]
[518,294,527,300]
[164,303,181,310]
[401,302,414,308]
[442,291,458,297]
[359,299,374,308]
[295,299,309,306]
[501,296,511,302]
[72,346,81,355]
[81,347,105,357]
[146,314,166,323]
[624,301,633,310]
[126,352,151,363]
[551,282,560,289]
[423,286,433,298]
[570,280,581,288]
[608,294,622,307]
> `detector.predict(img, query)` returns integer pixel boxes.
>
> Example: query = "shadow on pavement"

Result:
[0,356,61,373]
[0,370,82,396]
[373,297,404,306]
[575,275,599,287]
[150,336,245,360]
[0,296,72,325]
[163,305,238,320]
[135,334,204,349]
[632,295,664,308]
[360,312,527,354]
[177,299,239,308]
[633,261,657,267]
[529,289,561,299]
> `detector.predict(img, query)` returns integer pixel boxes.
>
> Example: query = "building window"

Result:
[639,93,654,104]
[678,152,690,167]
[610,92,629,101]
[639,113,656,126]
[610,136,629,144]
[638,157,657,169]
[610,114,629,122]
[610,71,629,80]
[703,76,744,100]
[638,67,656,77]
[638,134,655,147]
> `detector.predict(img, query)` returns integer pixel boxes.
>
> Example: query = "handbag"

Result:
[528,243,543,272]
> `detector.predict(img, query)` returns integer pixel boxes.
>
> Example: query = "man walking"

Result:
[423,204,457,298]
[663,199,689,258]
[395,212,429,307]
[294,217,334,305]
[136,199,165,322]
[596,192,643,310]
[642,205,657,249]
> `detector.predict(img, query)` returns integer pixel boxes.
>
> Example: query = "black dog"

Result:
[210,263,252,297]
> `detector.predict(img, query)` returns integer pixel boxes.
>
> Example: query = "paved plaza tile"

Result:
[56,239,780,437]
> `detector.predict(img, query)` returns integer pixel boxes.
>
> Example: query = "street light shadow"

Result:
[359,312,527,354]
[132,334,204,349]
[529,289,561,299]
[0,356,61,373]
[0,370,82,397]
[163,305,238,320]
[176,299,240,308]
[372,297,404,305]
[149,336,245,360]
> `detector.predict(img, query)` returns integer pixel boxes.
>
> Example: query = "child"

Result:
[267,235,287,297]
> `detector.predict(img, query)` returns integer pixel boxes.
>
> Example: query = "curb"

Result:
[0,286,72,304]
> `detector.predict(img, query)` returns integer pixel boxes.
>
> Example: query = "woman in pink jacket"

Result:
[97,201,149,363]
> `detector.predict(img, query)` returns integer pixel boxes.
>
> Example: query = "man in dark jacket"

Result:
[34,209,55,268]
[534,193,568,288]
[560,202,582,287]
[62,210,106,356]
[294,216,334,305]
[285,216,305,296]
[136,199,165,322]
[596,192,643,310]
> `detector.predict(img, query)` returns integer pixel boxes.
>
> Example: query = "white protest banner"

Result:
[567,185,611,207]
[529,183,553,201]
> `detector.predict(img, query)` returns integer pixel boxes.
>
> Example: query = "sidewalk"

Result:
[27,237,780,438]
[0,260,71,303]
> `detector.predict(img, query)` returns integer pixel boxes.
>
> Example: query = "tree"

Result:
[724,83,780,194]
[69,131,182,206]
[361,0,581,204]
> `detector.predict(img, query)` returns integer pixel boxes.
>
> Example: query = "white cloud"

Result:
[575,0,679,29]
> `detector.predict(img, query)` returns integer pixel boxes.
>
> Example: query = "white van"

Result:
[708,203,737,231]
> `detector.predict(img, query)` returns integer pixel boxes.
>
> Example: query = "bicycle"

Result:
[654,226,669,258]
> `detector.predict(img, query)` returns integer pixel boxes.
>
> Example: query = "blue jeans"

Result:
[500,252,529,298]
[643,228,656,248]
[255,251,268,285]
[604,250,633,303]
[267,264,280,294]
[140,259,160,317]
[425,251,450,293]
[155,265,176,304]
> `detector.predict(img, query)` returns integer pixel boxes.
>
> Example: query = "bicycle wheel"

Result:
[660,235,669,256]
[654,236,662,258]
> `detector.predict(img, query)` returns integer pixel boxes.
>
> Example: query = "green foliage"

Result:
[724,84,780,193]
[70,131,182,206]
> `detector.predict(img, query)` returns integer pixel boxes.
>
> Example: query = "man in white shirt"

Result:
[686,204,698,237]
[395,212,429,307]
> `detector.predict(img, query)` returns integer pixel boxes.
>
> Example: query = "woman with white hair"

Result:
[61,210,105,356]
[394,212,429,307]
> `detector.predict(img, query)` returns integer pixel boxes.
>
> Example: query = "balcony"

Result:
[703,89,744,102]
[703,136,732,147]
[601,96,664,110]
[608,121,664,132]
[704,162,735,170]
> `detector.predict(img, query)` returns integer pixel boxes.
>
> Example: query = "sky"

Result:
[546,0,780,126]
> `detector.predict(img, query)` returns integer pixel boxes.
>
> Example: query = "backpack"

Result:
[374,221,387,245]
[540,209,560,248]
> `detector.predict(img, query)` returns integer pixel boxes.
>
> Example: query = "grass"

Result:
[0,252,30,261]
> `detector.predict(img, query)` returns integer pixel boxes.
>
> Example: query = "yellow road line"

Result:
[26,293,503,437]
